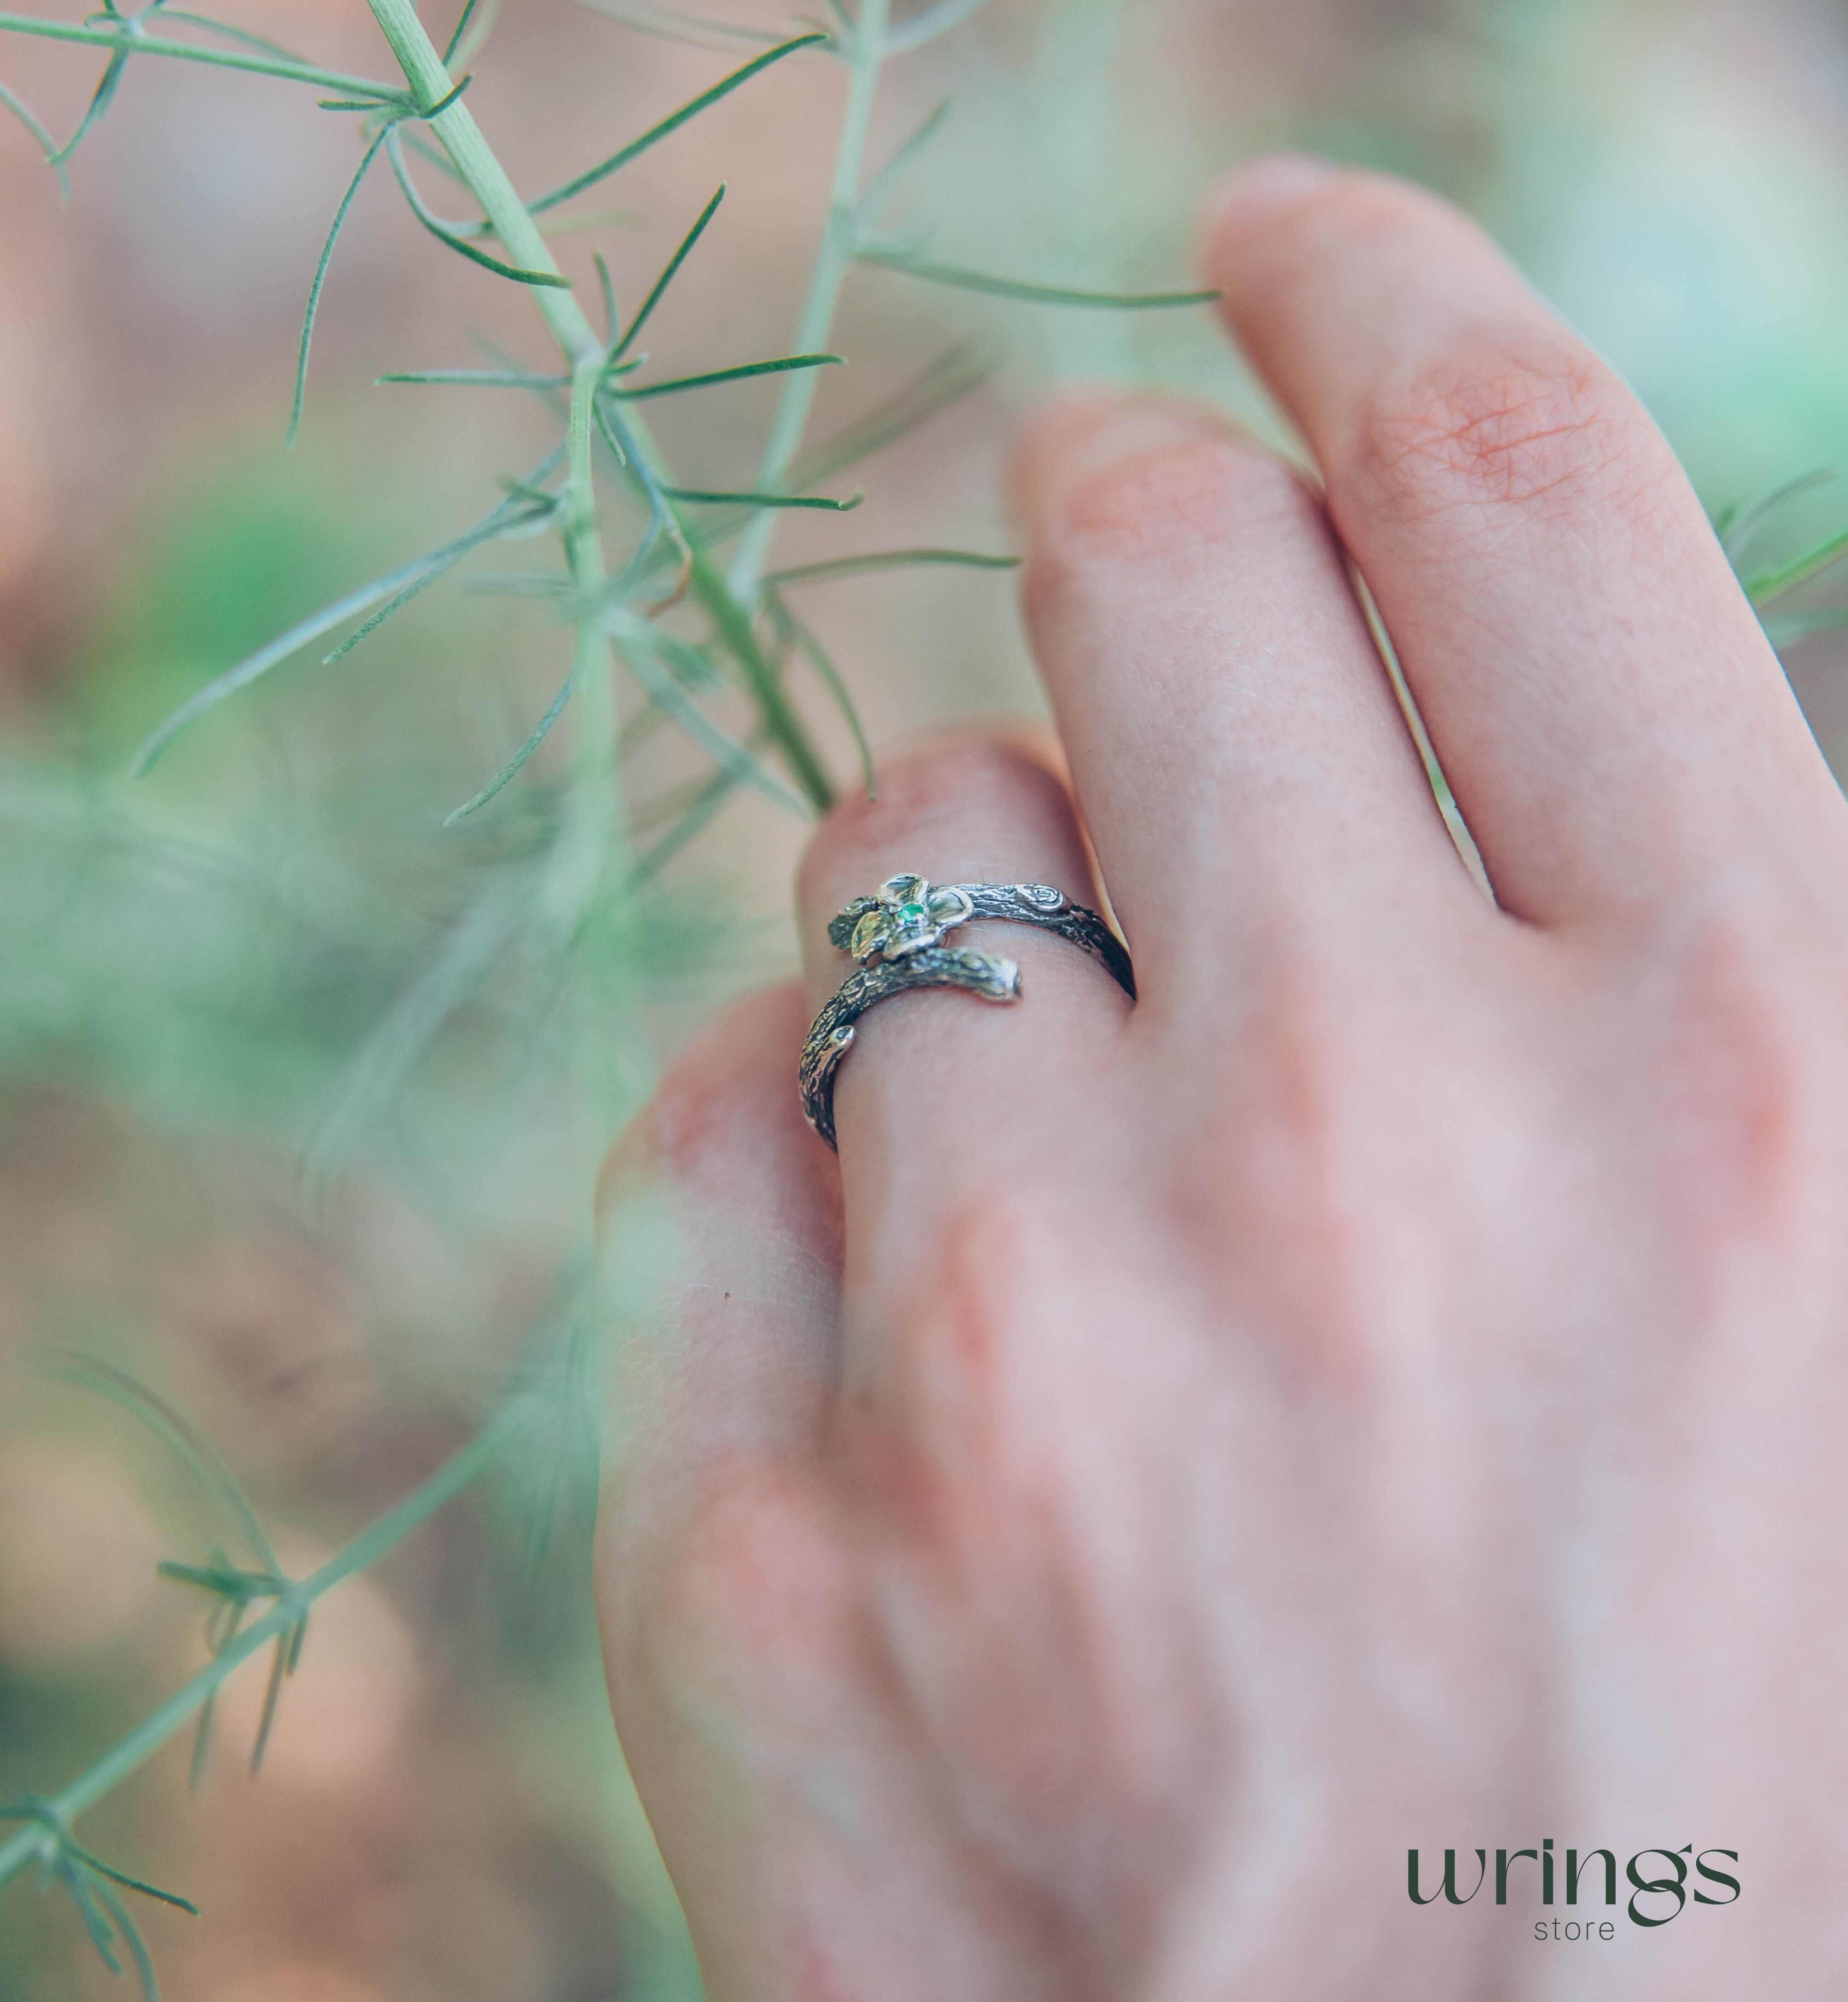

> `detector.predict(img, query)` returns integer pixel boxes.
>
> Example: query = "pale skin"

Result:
[592,156,1848,1999]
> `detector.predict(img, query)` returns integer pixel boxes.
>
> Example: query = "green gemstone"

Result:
[896,901,927,925]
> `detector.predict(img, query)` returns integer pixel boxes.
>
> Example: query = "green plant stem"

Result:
[0,11,401,98]
[673,538,823,799]
[0,1403,523,1893]
[854,247,1220,307]
[543,354,624,933]
[360,0,833,810]
[728,0,888,603]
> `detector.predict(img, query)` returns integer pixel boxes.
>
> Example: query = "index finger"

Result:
[1199,156,1846,925]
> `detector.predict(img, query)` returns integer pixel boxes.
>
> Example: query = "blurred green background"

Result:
[1,0,1844,1996]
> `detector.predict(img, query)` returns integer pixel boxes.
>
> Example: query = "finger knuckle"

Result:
[1236,979,1370,1181]
[798,731,1066,902]
[1650,896,1848,1242]
[595,987,799,1222]
[628,1452,847,1705]
[1207,979,1410,1362]
[647,1037,756,1183]
[862,1188,1084,1525]
[844,1192,1229,1857]
[1348,334,1650,525]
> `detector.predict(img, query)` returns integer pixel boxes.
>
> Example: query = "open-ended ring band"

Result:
[801,874,1136,1149]
[826,878,1137,1001]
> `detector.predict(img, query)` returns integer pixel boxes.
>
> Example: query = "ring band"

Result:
[826,876,1136,1001]
[801,874,1135,1149]
[800,944,1022,1149]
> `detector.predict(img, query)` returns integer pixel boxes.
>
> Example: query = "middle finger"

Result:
[1014,391,1484,1015]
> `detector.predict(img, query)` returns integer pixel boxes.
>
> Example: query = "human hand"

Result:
[593,156,1848,2000]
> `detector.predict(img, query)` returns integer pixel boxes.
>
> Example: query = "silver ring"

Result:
[826,874,1136,1000]
[801,873,1135,1149]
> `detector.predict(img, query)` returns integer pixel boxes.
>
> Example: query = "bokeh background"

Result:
[2,1,1845,1996]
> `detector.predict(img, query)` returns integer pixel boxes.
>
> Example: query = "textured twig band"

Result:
[827,879,1136,1001]
[802,876,1137,1149]
[800,945,1022,1148]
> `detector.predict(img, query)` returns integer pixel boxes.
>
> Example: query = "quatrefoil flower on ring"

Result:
[846,874,976,964]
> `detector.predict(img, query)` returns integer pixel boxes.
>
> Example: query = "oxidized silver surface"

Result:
[827,875,1136,1000]
[800,944,1022,1150]
[801,873,1137,1149]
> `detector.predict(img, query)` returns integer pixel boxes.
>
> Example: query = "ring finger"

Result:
[795,724,1135,1309]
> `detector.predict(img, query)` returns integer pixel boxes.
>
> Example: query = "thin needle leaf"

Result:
[443,667,578,825]
[376,368,573,388]
[661,484,861,510]
[445,519,668,823]
[452,0,502,64]
[856,245,1221,308]
[614,352,842,399]
[301,875,532,1193]
[384,129,573,287]
[396,122,471,185]
[572,0,781,49]
[527,32,824,216]
[289,121,395,446]
[0,14,407,100]
[594,249,619,345]
[614,617,809,816]
[625,764,741,885]
[624,750,727,832]
[610,183,724,360]
[60,1857,121,1973]
[35,1352,280,1569]
[154,10,306,61]
[249,1636,289,1774]
[47,44,127,168]
[68,1847,199,1915]
[767,591,875,798]
[417,72,474,119]
[1746,524,1848,604]
[158,1559,251,1593]
[0,1415,525,1901]
[498,473,566,506]
[151,1538,296,1782]
[131,449,565,772]
[792,336,991,488]
[1721,467,1835,560]
[886,0,994,52]
[83,1879,161,2002]
[321,499,559,665]
[856,94,951,225]
[0,76,69,191]
[468,335,582,405]
[441,0,482,62]
[765,545,1017,587]
[188,1694,216,1788]
[460,573,573,597]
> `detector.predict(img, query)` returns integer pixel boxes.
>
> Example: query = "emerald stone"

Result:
[896,901,927,925]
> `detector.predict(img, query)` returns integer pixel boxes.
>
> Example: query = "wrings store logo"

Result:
[1408,1841,1740,1938]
